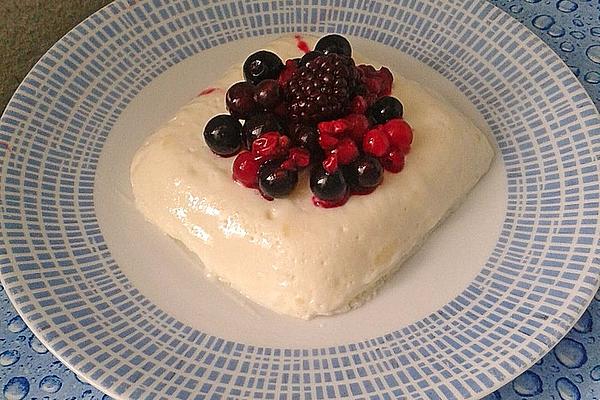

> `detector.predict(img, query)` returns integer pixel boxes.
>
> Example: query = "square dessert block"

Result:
[131,37,494,319]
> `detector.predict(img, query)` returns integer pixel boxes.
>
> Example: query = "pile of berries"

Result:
[203,34,413,207]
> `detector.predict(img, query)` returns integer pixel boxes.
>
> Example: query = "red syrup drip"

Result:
[197,87,220,96]
[260,191,275,201]
[312,190,350,208]
[294,34,310,54]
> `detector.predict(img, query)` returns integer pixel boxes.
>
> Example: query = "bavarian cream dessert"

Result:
[131,35,494,319]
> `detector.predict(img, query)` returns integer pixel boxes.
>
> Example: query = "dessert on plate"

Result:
[130,34,494,319]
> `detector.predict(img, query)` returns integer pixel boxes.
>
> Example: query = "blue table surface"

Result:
[1,0,599,399]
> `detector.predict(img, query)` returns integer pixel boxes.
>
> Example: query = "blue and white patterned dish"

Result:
[0,0,599,399]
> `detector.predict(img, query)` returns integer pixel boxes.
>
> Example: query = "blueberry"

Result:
[310,165,348,201]
[242,113,285,149]
[299,51,324,67]
[315,34,352,57]
[367,96,403,124]
[254,79,282,110]
[243,51,284,85]
[203,114,243,157]
[289,123,322,156]
[344,155,383,191]
[258,161,298,198]
[226,81,258,119]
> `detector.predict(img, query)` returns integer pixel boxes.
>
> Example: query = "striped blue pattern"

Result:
[1,0,599,399]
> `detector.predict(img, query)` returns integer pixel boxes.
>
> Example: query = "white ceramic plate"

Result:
[1,0,598,399]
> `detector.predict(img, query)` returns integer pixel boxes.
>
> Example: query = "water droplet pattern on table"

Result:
[492,0,600,105]
[0,309,112,399]
[484,283,599,399]
[39,374,62,393]
[0,2,597,400]
[3,377,29,400]
[0,350,19,367]
[512,370,544,396]
[555,377,581,400]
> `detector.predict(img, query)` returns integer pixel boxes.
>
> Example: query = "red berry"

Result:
[380,149,405,173]
[278,59,298,86]
[335,138,359,165]
[363,128,390,157]
[232,151,261,188]
[290,147,311,168]
[358,64,377,75]
[379,67,393,96]
[273,102,288,119]
[251,132,290,160]
[281,147,311,170]
[323,152,339,174]
[357,64,395,103]
[318,119,350,136]
[279,135,291,148]
[364,77,382,98]
[344,114,370,142]
[350,96,368,114]
[384,119,413,153]
[318,134,339,150]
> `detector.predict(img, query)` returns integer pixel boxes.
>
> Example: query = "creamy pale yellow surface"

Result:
[130,37,494,319]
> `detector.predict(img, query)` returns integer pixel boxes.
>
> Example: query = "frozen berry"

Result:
[350,95,368,114]
[226,81,258,119]
[310,165,348,202]
[383,118,413,153]
[344,155,383,191]
[318,119,351,136]
[367,96,403,124]
[315,34,352,57]
[232,151,260,188]
[381,149,405,173]
[335,138,359,165]
[318,134,339,151]
[344,113,370,142]
[243,51,284,85]
[278,59,298,86]
[251,132,290,161]
[322,152,339,174]
[254,79,282,110]
[203,114,243,157]
[299,51,323,67]
[290,124,321,155]
[258,161,298,198]
[378,67,394,96]
[363,127,390,157]
[242,114,285,149]
[281,147,311,170]
[356,65,394,104]
[285,53,360,122]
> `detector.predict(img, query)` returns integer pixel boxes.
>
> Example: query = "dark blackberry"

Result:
[285,53,360,123]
